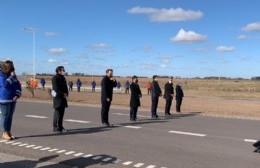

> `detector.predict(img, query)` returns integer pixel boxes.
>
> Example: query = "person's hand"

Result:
[13,96,18,102]
[11,71,15,77]
[106,98,110,102]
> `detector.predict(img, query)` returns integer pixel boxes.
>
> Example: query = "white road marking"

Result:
[114,124,142,129]
[26,145,36,148]
[83,154,93,158]
[33,146,43,149]
[0,140,8,143]
[92,156,103,160]
[56,150,66,154]
[40,147,51,151]
[244,139,258,143]
[65,119,91,124]
[25,115,48,119]
[48,148,59,152]
[18,143,28,147]
[5,141,15,144]
[123,161,133,165]
[74,153,84,157]
[146,165,156,168]
[113,159,122,164]
[102,157,113,162]
[65,151,75,155]
[12,142,22,145]
[134,163,145,167]
[169,130,206,137]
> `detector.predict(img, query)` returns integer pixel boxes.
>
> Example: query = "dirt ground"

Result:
[20,88,260,120]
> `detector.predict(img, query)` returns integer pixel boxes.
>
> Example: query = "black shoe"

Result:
[130,118,136,121]
[102,123,111,127]
[61,127,68,132]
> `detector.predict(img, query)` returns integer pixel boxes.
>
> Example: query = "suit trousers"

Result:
[101,100,111,124]
[151,96,159,117]
[130,107,138,120]
[165,98,172,114]
[53,107,65,131]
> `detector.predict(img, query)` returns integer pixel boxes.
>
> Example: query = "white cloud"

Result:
[48,48,68,55]
[158,56,173,63]
[237,35,250,40]
[128,6,203,22]
[171,29,207,43]
[45,32,59,37]
[216,46,235,52]
[242,22,260,32]
[48,59,57,63]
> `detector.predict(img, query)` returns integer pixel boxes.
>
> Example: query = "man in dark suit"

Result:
[151,75,162,119]
[164,77,174,116]
[52,66,68,132]
[176,84,184,113]
[101,69,117,127]
[130,76,142,121]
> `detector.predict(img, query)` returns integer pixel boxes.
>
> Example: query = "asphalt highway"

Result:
[0,101,260,168]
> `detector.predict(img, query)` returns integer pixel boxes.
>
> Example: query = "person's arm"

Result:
[52,76,63,97]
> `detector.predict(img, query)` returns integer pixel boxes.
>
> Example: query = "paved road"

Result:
[0,101,260,168]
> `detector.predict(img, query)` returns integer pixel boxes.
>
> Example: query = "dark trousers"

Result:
[125,88,129,94]
[165,98,172,114]
[101,100,111,124]
[151,96,159,117]
[130,107,138,120]
[53,107,65,131]
[77,87,80,92]
[176,99,183,112]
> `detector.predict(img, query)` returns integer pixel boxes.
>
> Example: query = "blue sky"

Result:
[0,0,260,78]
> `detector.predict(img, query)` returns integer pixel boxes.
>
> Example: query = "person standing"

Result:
[91,80,96,92]
[101,69,117,127]
[68,81,73,92]
[150,75,162,119]
[76,78,82,92]
[129,76,142,121]
[125,80,130,94]
[116,81,122,93]
[164,77,174,116]
[52,66,69,133]
[0,61,21,140]
[40,78,46,90]
[175,84,184,113]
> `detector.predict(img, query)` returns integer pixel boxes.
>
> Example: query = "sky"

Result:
[0,0,260,78]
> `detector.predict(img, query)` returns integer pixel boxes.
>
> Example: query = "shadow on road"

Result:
[0,154,118,168]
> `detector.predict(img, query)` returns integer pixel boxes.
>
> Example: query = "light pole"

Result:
[24,27,36,80]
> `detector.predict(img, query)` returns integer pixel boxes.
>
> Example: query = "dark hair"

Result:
[152,75,158,80]
[132,75,138,79]
[5,60,15,72]
[0,62,11,75]
[56,66,64,74]
[106,69,113,74]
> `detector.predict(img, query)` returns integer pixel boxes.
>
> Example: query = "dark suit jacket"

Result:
[101,76,117,101]
[164,82,174,99]
[151,81,162,97]
[52,74,68,108]
[130,82,142,108]
[175,85,184,100]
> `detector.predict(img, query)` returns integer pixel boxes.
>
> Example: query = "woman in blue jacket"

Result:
[0,61,21,140]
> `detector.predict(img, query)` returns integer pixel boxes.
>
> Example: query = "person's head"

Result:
[168,77,173,84]
[132,75,138,83]
[153,75,158,82]
[106,69,113,78]
[0,62,11,76]
[55,66,65,75]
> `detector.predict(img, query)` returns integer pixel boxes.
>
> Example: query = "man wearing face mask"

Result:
[164,77,174,116]
[129,75,142,121]
[101,69,117,127]
[52,66,69,133]
[151,75,162,119]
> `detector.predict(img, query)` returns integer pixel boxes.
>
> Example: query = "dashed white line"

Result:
[244,139,258,143]
[83,154,93,158]
[123,161,133,165]
[146,165,156,168]
[33,146,43,149]
[12,142,22,145]
[56,150,66,154]
[25,115,48,119]
[48,148,59,152]
[169,130,206,137]
[5,141,15,144]
[65,119,91,124]
[114,124,142,129]
[26,145,36,148]
[74,153,84,157]
[40,147,51,151]
[134,163,145,167]
[18,143,28,147]
[65,151,75,155]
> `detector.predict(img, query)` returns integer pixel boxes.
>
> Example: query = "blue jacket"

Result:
[0,71,22,103]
